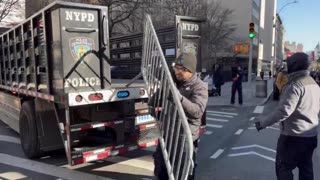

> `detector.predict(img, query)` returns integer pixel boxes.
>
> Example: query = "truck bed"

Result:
[111,79,145,88]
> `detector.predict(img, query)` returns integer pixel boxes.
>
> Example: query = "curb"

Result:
[258,90,273,106]
[207,91,273,107]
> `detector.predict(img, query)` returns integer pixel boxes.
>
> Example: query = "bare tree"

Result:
[203,1,236,65]
[0,0,20,23]
[78,0,145,34]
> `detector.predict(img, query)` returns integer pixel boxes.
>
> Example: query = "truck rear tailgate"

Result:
[111,79,145,89]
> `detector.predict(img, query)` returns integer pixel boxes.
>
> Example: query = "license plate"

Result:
[135,115,154,125]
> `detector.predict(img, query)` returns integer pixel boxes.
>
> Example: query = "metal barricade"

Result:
[141,14,194,180]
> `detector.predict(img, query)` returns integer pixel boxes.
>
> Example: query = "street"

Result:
[196,99,320,180]
[0,102,255,180]
[1,98,319,180]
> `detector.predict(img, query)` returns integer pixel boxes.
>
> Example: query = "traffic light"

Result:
[249,22,255,39]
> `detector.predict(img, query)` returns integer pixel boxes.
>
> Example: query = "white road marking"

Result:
[267,127,280,130]
[228,151,275,162]
[0,135,20,144]
[0,153,109,180]
[249,117,255,121]
[207,113,234,118]
[207,110,238,116]
[210,149,224,159]
[231,144,276,153]
[206,117,229,122]
[206,124,223,128]
[248,126,280,131]
[103,155,154,171]
[0,172,27,180]
[253,106,264,114]
[221,108,236,111]
[235,129,244,135]
[204,131,213,135]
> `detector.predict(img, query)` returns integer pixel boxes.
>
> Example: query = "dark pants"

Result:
[276,135,318,180]
[231,83,243,104]
[215,84,221,96]
[154,140,199,180]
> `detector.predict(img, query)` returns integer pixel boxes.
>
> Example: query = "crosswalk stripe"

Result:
[235,129,244,135]
[210,149,224,159]
[206,124,223,128]
[207,113,233,118]
[207,110,238,116]
[249,117,255,121]
[204,131,213,135]
[253,106,264,114]
[206,117,229,122]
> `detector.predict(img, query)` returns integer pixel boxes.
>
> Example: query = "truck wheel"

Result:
[19,101,41,158]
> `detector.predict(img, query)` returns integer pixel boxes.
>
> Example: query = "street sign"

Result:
[234,43,249,55]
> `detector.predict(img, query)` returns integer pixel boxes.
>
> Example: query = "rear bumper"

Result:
[72,139,159,165]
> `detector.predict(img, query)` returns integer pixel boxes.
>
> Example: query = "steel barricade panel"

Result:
[141,14,194,180]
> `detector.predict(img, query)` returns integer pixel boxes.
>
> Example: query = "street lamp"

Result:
[273,0,298,73]
[278,0,298,15]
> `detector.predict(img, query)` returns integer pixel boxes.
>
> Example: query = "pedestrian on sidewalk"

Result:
[255,52,320,180]
[260,70,265,80]
[273,67,289,100]
[152,52,208,180]
[214,64,225,96]
[269,71,272,79]
[230,66,243,105]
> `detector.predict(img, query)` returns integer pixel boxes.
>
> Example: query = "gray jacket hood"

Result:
[287,53,311,74]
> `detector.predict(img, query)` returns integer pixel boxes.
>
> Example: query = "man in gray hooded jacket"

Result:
[255,52,320,180]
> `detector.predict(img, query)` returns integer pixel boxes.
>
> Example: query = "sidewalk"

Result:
[207,78,274,107]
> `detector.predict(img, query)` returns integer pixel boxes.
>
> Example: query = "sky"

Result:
[277,0,320,51]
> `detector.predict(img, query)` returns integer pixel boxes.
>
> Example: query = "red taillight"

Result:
[75,95,83,102]
[140,89,145,96]
[88,93,103,101]
[12,91,17,95]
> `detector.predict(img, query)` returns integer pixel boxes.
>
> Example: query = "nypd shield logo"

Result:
[183,42,197,57]
[69,37,94,63]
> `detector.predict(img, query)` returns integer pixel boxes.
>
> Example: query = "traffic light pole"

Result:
[248,40,253,83]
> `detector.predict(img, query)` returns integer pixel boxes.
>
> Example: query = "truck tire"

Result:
[19,101,41,158]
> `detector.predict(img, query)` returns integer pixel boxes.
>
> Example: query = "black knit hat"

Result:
[287,52,310,74]
[174,53,197,73]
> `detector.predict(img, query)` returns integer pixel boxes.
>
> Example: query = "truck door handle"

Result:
[102,14,108,46]
[63,27,98,33]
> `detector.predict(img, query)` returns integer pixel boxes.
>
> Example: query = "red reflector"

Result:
[119,148,129,154]
[75,95,83,102]
[88,93,103,101]
[73,158,84,165]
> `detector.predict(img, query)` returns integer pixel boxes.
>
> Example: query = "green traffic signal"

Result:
[249,33,255,39]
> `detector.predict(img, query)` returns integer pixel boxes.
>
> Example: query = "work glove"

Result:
[255,121,264,132]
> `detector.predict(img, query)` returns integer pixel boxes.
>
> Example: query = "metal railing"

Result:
[141,14,194,180]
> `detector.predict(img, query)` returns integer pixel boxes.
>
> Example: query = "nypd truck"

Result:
[0,1,161,165]
[0,1,205,166]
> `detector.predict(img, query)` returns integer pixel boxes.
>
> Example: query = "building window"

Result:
[254,0,261,7]
[260,0,265,29]
[252,8,260,20]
